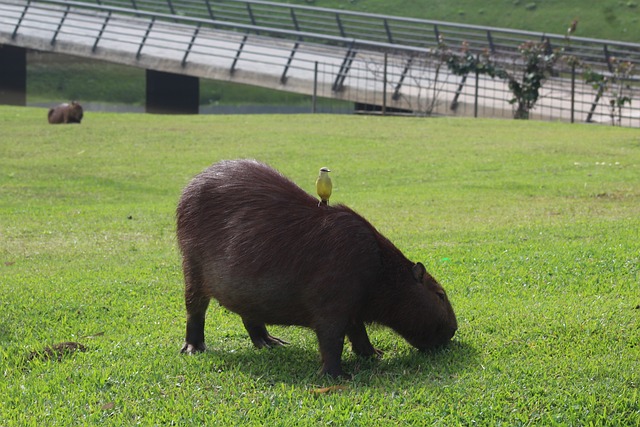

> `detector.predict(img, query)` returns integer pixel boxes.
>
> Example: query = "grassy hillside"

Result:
[283,0,640,42]
[1,108,639,425]
[27,52,333,109]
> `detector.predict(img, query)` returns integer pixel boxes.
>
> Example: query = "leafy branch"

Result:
[441,38,561,120]
[584,58,635,126]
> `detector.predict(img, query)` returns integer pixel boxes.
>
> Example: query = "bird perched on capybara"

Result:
[316,166,332,206]
[176,159,457,377]
[47,101,83,124]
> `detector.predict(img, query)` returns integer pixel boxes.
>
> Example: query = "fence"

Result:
[316,48,640,127]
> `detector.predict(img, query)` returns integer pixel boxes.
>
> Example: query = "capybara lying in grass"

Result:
[176,159,457,377]
[47,101,83,124]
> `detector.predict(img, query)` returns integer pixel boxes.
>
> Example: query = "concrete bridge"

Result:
[1,0,639,125]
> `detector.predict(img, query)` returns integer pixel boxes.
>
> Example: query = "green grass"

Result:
[1,107,639,425]
[285,0,640,43]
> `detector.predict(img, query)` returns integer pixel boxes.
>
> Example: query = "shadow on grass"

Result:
[196,339,478,385]
[354,340,479,384]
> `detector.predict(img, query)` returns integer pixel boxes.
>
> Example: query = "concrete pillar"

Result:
[0,45,27,106]
[146,69,199,114]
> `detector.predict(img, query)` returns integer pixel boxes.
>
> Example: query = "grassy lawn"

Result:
[1,107,639,425]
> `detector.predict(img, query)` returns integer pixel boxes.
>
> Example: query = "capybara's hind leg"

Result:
[242,319,288,348]
[181,263,210,354]
[182,297,209,354]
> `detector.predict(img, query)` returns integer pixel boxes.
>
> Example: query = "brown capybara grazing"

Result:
[176,159,457,377]
[47,101,83,124]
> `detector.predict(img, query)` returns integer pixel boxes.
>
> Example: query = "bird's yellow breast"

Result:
[316,174,332,200]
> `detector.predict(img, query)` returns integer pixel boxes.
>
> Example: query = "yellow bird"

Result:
[315,167,332,206]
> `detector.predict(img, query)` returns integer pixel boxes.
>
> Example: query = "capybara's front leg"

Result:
[242,319,288,348]
[316,328,348,378]
[346,321,383,358]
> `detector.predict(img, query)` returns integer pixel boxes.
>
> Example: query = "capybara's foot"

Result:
[368,348,384,358]
[319,364,351,379]
[243,321,289,349]
[352,345,384,358]
[347,322,381,358]
[181,342,206,354]
[254,334,289,349]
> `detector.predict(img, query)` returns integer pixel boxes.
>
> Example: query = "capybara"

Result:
[47,101,83,124]
[176,159,457,377]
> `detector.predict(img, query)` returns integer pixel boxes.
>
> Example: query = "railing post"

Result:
[586,84,604,123]
[136,17,155,59]
[51,5,70,46]
[11,1,30,40]
[336,13,345,37]
[92,11,111,52]
[570,63,575,123]
[332,41,356,92]
[182,24,201,67]
[542,35,552,55]
[393,55,413,100]
[231,35,248,74]
[281,41,300,83]
[281,9,302,84]
[382,52,387,115]
[384,19,393,44]
[486,30,495,53]
[603,45,614,73]
[290,8,300,32]
[247,4,257,26]
[451,74,467,111]
[474,54,479,118]
[204,0,215,20]
[312,61,318,114]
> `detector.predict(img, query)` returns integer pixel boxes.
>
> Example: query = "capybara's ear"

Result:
[412,262,426,282]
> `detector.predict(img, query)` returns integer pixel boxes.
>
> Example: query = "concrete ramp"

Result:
[0,1,388,106]
[2,0,504,116]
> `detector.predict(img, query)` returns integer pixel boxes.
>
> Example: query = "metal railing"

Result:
[67,0,640,69]
[1,0,639,126]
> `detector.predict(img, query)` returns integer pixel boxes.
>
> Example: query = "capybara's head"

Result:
[69,101,84,122]
[396,263,457,351]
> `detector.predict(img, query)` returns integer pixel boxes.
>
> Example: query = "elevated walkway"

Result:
[1,0,639,125]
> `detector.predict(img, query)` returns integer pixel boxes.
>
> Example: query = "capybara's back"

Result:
[176,159,379,327]
[177,159,457,377]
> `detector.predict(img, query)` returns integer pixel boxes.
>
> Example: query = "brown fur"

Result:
[176,159,457,377]
[47,101,83,124]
